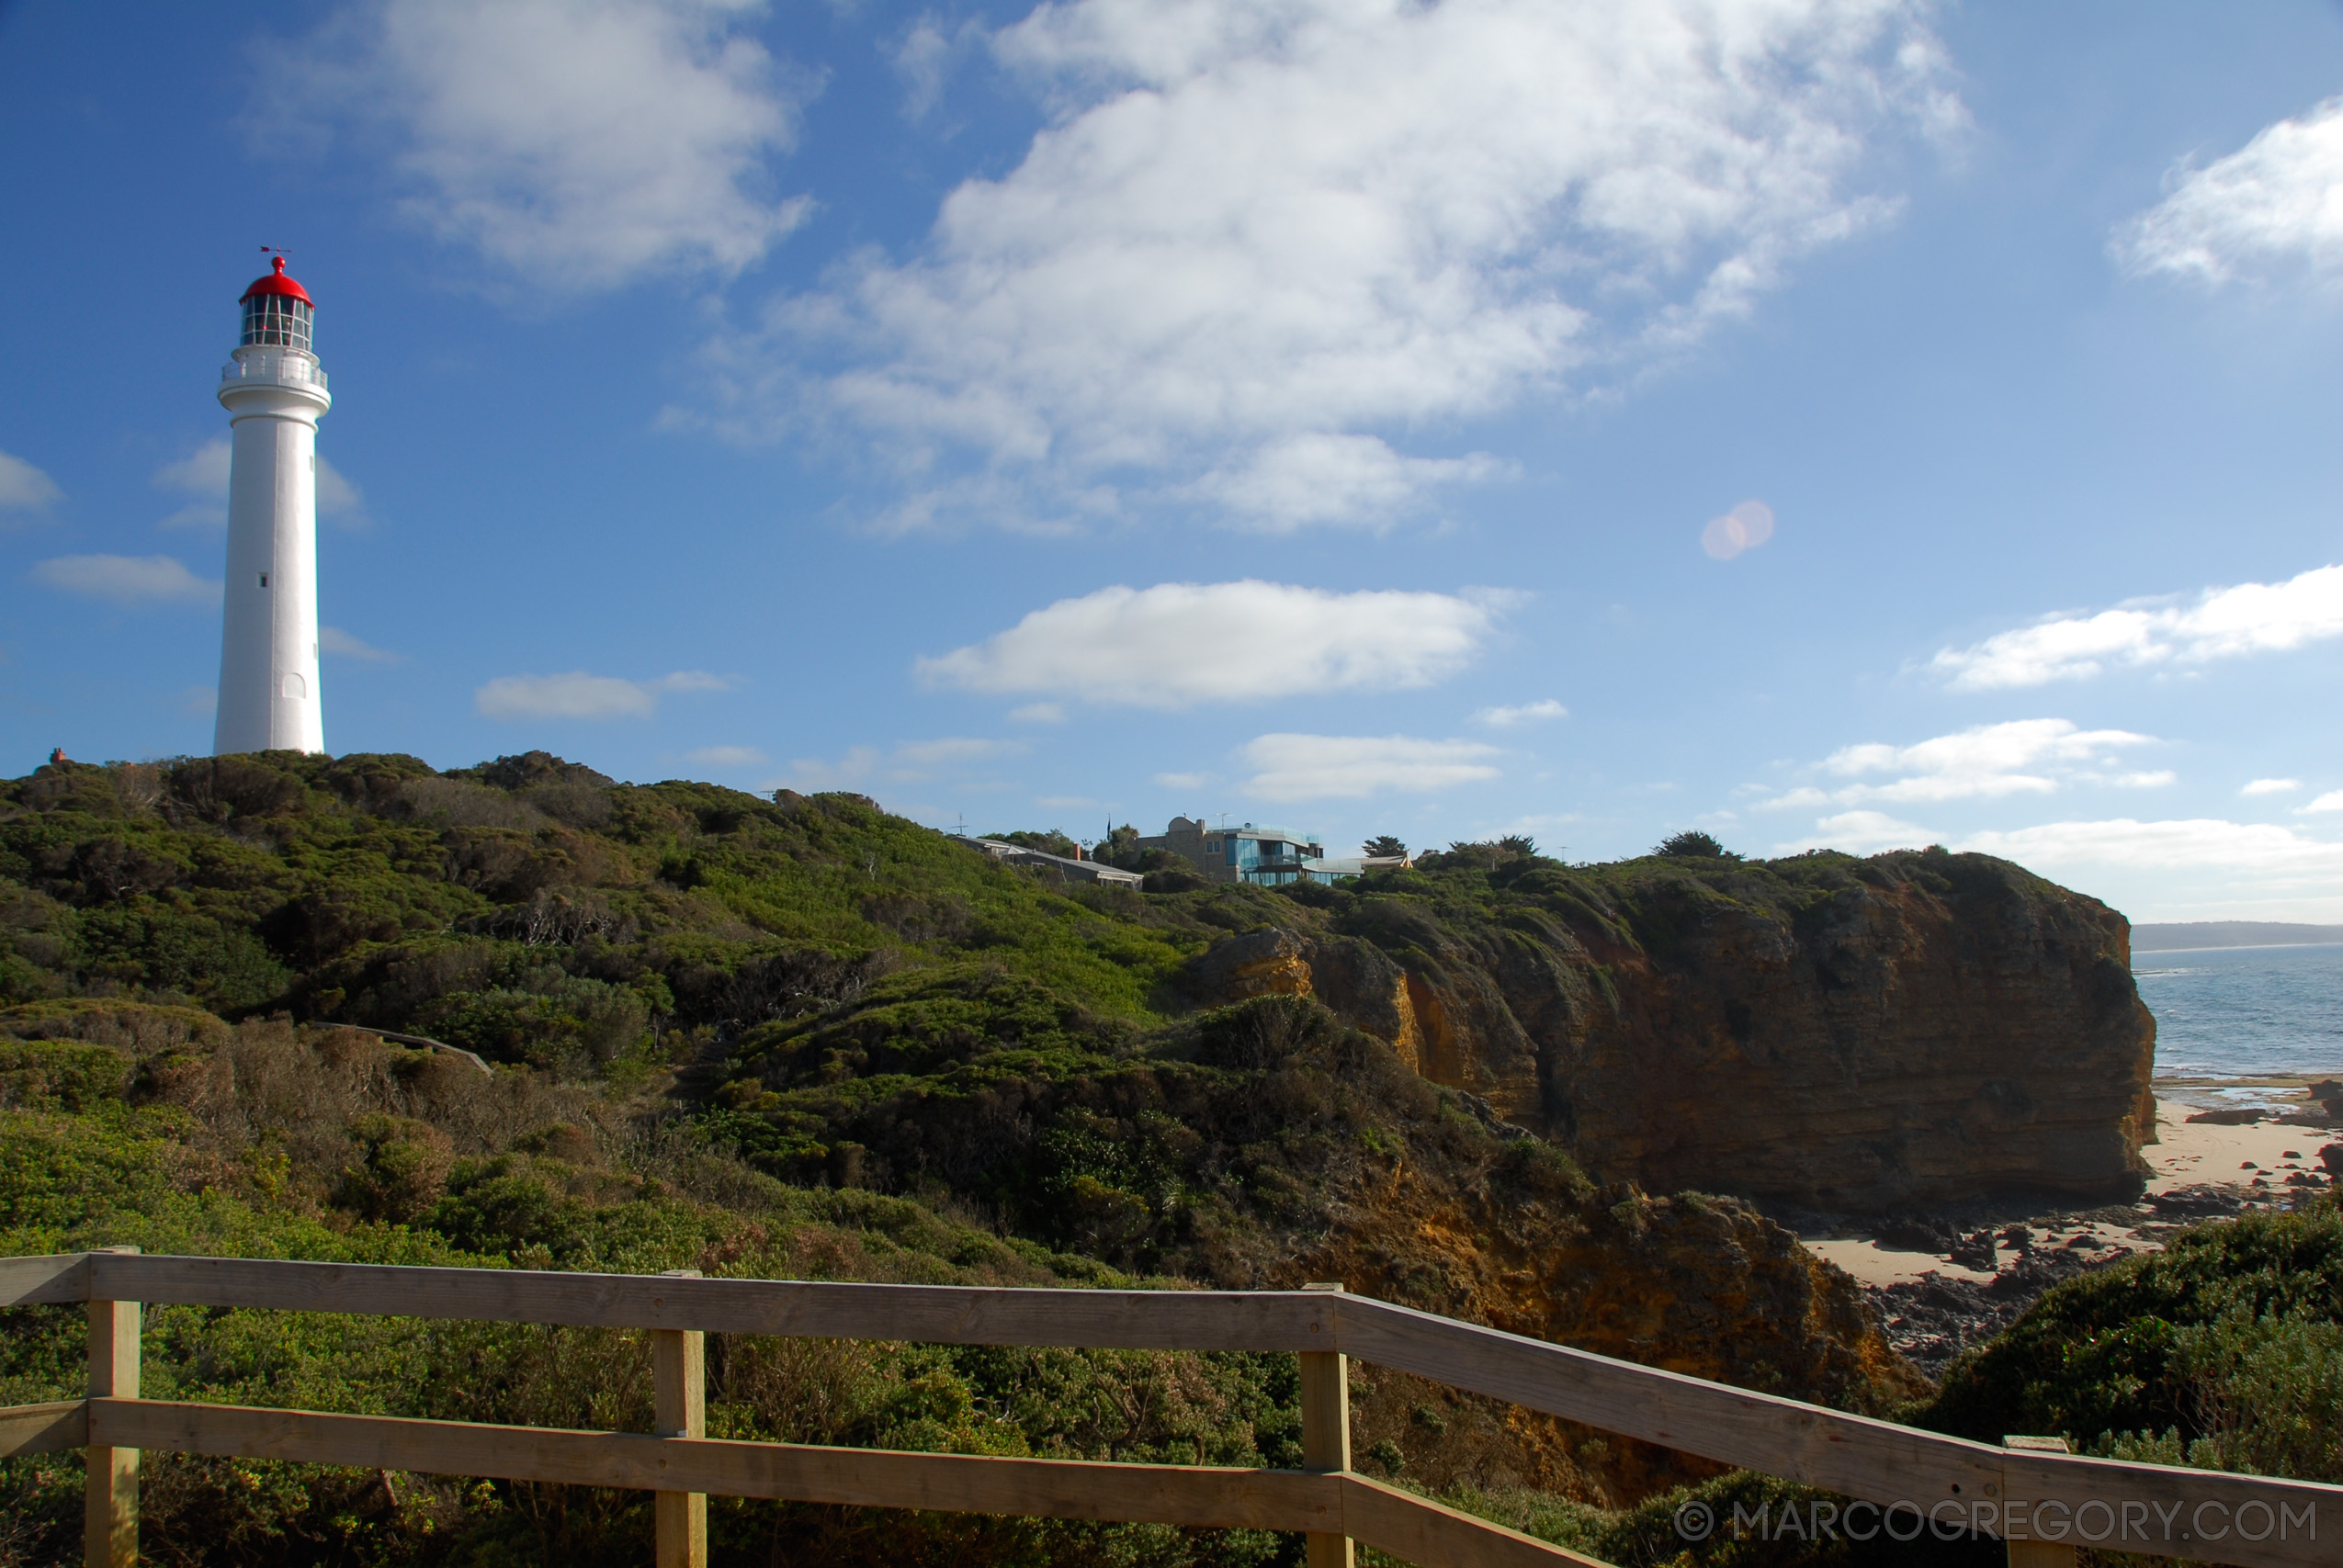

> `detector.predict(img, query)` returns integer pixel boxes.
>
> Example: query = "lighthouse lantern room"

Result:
[213,254,331,755]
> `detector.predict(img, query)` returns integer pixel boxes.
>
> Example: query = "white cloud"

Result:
[1774,718,2162,807]
[1774,808,1931,854]
[153,439,230,530]
[1777,808,2343,878]
[474,669,727,720]
[1008,702,1067,724]
[478,672,655,720]
[2304,791,2343,815]
[1930,563,2343,690]
[153,439,231,496]
[280,0,811,293]
[2242,777,2301,795]
[778,745,881,792]
[1700,500,1775,561]
[1239,733,1500,802]
[918,580,1502,706]
[771,737,1024,792]
[687,745,768,768]
[0,450,62,512]
[1771,806,2343,919]
[1153,771,1209,790]
[31,554,220,605]
[317,456,368,528]
[715,0,1955,527]
[1184,436,1506,532]
[1474,698,1567,727]
[892,14,982,122]
[322,625,402,662]
[1964,818,2343,879]
[153,439,366,530]
[1034,795,1097,809]
[2117,96,2343,288]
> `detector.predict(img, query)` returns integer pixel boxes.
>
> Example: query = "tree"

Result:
[1362,834,1408,859]
[1656,829,1735,860]
[1432,838,1540,870]
[998,829,1081,860]
[1443,840,1493,869]
[1095,823,1146,870]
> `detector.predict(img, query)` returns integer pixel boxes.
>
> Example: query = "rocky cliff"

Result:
[1189,847,2156,1212]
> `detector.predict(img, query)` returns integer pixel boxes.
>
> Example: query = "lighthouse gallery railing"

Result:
[220,352,327,391]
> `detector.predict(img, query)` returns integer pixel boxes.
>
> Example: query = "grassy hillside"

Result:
[0,751,1979,1565]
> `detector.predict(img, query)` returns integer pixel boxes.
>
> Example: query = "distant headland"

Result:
[2133,920,2343,952]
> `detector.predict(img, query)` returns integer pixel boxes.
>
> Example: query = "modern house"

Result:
[1134,818,1406,886]
[947,835,1144,886]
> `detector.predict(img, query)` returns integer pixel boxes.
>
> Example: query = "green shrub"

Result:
[334,1114,454,1224]
[2098,1307,2343,1483]
[1920,1200,2343,1487]
[0,1038,130,1111]
[1921,1190,2343,1452]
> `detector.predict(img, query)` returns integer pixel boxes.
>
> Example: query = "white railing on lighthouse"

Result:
[220,353,328,392]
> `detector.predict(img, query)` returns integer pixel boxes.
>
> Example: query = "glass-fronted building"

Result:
[1137,818,1331,886]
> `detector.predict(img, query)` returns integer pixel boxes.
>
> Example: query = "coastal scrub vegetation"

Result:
[1919,1198,2343,1483]
[0,750,2317,1565]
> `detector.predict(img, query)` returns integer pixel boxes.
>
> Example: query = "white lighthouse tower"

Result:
[213,254,330,755]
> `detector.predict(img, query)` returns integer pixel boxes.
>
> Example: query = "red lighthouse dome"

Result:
[241,254,312,307]
[239,255,314,352]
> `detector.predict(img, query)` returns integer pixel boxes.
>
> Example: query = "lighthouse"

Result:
[213,254,330,755]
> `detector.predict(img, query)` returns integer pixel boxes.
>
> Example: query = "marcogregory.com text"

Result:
[1672,1495,2317,1548]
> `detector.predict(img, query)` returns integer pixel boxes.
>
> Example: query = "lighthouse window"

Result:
[240,294,313,353]
[258,572,268,588]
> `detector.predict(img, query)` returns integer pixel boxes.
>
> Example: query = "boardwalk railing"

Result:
[4,1248,2337,1568]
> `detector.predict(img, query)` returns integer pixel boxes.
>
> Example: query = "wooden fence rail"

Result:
[3,1250,2336,1568]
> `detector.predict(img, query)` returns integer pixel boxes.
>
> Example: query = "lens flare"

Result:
[1702,500,1775,559]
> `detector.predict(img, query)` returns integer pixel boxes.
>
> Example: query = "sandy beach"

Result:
[1796,1094,2337,1371]
[1807,1096,2337,1292]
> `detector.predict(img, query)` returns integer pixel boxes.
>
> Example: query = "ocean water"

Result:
[2134,942,2343,1080]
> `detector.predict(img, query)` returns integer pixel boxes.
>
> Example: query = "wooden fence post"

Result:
[1300,1282,1353,1568]
[86,1246,141,1568]
[653,1270,707,1568]
[2004,1437,2077,1568]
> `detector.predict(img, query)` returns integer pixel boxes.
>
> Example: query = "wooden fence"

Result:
[3,1248,2337,1568]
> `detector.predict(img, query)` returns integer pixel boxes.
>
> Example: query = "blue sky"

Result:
[5,1,2343,921]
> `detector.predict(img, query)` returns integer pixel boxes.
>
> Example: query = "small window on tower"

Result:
[258,572,268,588]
